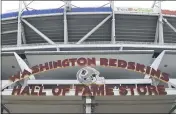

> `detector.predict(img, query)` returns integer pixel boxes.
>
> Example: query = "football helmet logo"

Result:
[76,66,104,85]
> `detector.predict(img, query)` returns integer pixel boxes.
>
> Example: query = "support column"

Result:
[151,1,156,8]
[85,97,92,114]
[21,23,26,44]
[17,1,22,46]
[154,21,159,43]
[63,1,70,44]
[1,30,17,34]
[110,1,116,44]
[158,1,164,44]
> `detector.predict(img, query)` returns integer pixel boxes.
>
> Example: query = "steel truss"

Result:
[1,1,176,49]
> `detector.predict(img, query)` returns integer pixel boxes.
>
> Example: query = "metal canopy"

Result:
[94,96,176,113]
[2,96,83,114]
[1,94,176,114]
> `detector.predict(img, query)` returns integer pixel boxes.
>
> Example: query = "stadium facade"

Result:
[1,1,176,114]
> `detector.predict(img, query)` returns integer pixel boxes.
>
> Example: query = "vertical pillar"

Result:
[85,96,92,114]
[158,1,164,44]
[110,1,116,44]
[154,21,159,43]
[64,5,68,44]
[17,1,22,46]
[21,23,26,44]
[64,1,71,44]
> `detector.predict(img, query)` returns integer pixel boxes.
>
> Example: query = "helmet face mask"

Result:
[76,67,100,85]
[81,69,88,76]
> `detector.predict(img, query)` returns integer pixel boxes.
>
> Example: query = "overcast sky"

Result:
[2,1,176,14]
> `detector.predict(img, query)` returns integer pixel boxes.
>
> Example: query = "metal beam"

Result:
[1,104,10,114]
[169,102,176,113]
[151,1,156,8]
[1,30,17,34]
[21,22,26,44]
[154,21,159,43]
[145,51,165,86]
[14,52,35,87]
[76,14,112,44]
[14,52,35,80]
[17,1,22,46]
[158,1,164,44]
[2,43,176,52]
[163,18,176,33]
[64,1,69,44]
[24,79,152,85]
[110,1,116,44]
[22,19,56,45]
[64,1,72,11]
[23,1,29,11]
[158,22,164,44]
[63,9,68,44]
[2,20,18,25]
[145,50,165,79]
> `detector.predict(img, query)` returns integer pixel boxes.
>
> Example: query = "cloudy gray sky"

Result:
[2,1,176,14]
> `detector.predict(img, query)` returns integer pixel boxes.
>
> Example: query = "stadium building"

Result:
[1,1,176,114]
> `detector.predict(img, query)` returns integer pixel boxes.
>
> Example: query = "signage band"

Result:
[9,57,170,84]
[12,84,167,96]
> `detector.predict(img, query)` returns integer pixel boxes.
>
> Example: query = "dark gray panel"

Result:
[1,19,18,32]
[1,33,17,45]
[115,14,158,42]
[67,14,110,42]
[88,18,111,42]
[1,19,18,45]
[2,23,17,32]
[163,16,176,43]
[24,15,64,44]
